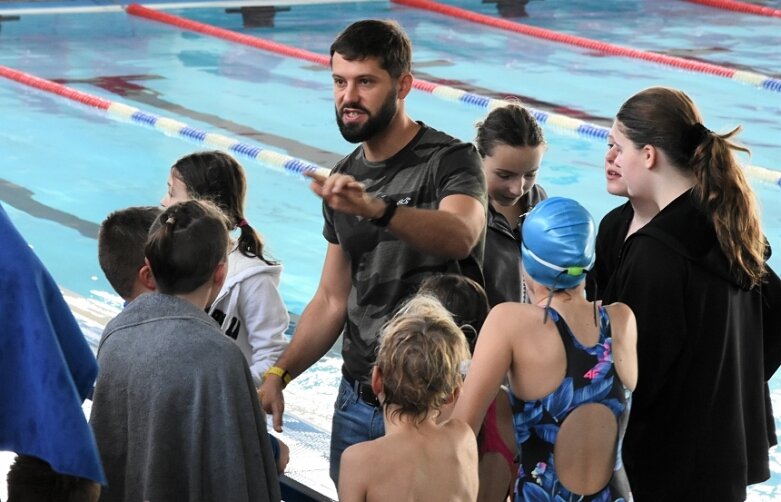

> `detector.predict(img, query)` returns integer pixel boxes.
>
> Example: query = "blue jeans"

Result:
[329,376,385,486]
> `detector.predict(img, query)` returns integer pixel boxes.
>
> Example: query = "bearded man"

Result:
[260,18,487,486]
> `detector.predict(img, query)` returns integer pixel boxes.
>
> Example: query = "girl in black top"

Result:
[475,104,547,306]
[598,86,780,501]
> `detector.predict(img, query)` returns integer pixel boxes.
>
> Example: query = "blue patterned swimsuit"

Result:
[509,307,632,502]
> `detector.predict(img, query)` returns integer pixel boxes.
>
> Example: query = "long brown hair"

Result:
[616,87,765,288]
[171,150,274,264]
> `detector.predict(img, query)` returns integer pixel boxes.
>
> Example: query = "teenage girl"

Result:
[595,87,779,501]
[475,103,547,306]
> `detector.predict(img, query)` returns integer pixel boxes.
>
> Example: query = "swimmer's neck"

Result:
[383,406,441,434]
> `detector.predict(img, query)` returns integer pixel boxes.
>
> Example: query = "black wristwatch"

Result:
[369,194,398,227]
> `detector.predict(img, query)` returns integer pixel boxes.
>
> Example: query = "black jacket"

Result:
[601,191,780,501]
[483,184,547,306]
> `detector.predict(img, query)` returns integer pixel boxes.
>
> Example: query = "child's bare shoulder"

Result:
[343,438,377,462]
[340,441,380,483]
[485,302,540,334]
[343,435,398,468]
[602,302,637,343]
[440,418,476,445]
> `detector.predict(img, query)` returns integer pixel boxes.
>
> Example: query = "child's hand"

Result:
[275,438,290,475]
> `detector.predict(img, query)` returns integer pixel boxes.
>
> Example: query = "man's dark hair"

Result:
[330,19,412,79]
[98,206,161,300]
[7,455,100,502]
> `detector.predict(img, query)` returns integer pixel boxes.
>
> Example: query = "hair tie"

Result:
[685,122,711,157]
[459,324,477,346]
[237,218,249,228]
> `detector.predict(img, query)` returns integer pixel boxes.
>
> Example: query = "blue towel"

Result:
[0,203,106,484]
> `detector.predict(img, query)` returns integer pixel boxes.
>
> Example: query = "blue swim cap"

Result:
[520,197,596,290]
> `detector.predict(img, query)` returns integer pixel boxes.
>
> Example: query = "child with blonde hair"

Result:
[338,295,478,502]
[418,274,518,502]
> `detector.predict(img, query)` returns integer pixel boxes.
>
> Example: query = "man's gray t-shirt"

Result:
[323,124,487,383]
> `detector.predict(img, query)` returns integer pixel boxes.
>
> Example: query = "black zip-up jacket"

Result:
[599,191,780,501]
[483,184,547,306]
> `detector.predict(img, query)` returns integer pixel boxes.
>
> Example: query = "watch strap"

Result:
[264,366,292,387]
[369,194,398,227]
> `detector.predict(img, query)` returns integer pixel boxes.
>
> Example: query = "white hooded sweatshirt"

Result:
[209,248,290,387]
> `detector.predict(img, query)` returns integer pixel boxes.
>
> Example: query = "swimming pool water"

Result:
[0,0,779,497]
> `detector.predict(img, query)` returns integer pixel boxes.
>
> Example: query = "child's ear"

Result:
[138,260,156,291]
[371,366,383,396]
[213,261,227,288]
[444,386,461,405]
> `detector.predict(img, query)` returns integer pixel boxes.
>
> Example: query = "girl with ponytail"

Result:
[162,150,289,388]
[475,103,548,306]
[91,200,282,501]
[594,87,779,501]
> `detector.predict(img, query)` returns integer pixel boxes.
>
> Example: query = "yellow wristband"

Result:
[264,366,292,387]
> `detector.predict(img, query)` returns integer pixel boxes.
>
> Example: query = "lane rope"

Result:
[124,3,618,141]
[123,4,780,186]
[685,0,781,18]
[0,65,331,179]
[390,0,781,92]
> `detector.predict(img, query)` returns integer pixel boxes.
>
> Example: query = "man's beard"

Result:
[335,90,397,144]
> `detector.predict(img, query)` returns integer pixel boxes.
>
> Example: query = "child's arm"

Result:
[338,444,369,502]
[241,272,290,387]
[268,435,290,475]
[452,303,516,434]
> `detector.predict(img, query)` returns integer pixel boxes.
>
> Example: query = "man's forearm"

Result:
[387,205,483,260]
[273,296,346,379]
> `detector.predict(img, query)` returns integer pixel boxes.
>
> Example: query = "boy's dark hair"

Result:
[171,150,274,264]
[146,200,230,295]
[418,273,490,353]
[329,19,412,79]
[7,455,100,502]
[98,206,162,300]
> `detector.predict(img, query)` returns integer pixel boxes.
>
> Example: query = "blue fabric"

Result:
[509,307,630,502]
[0,204,106,484]
[269,434,280,462]
[328,376,385,486]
